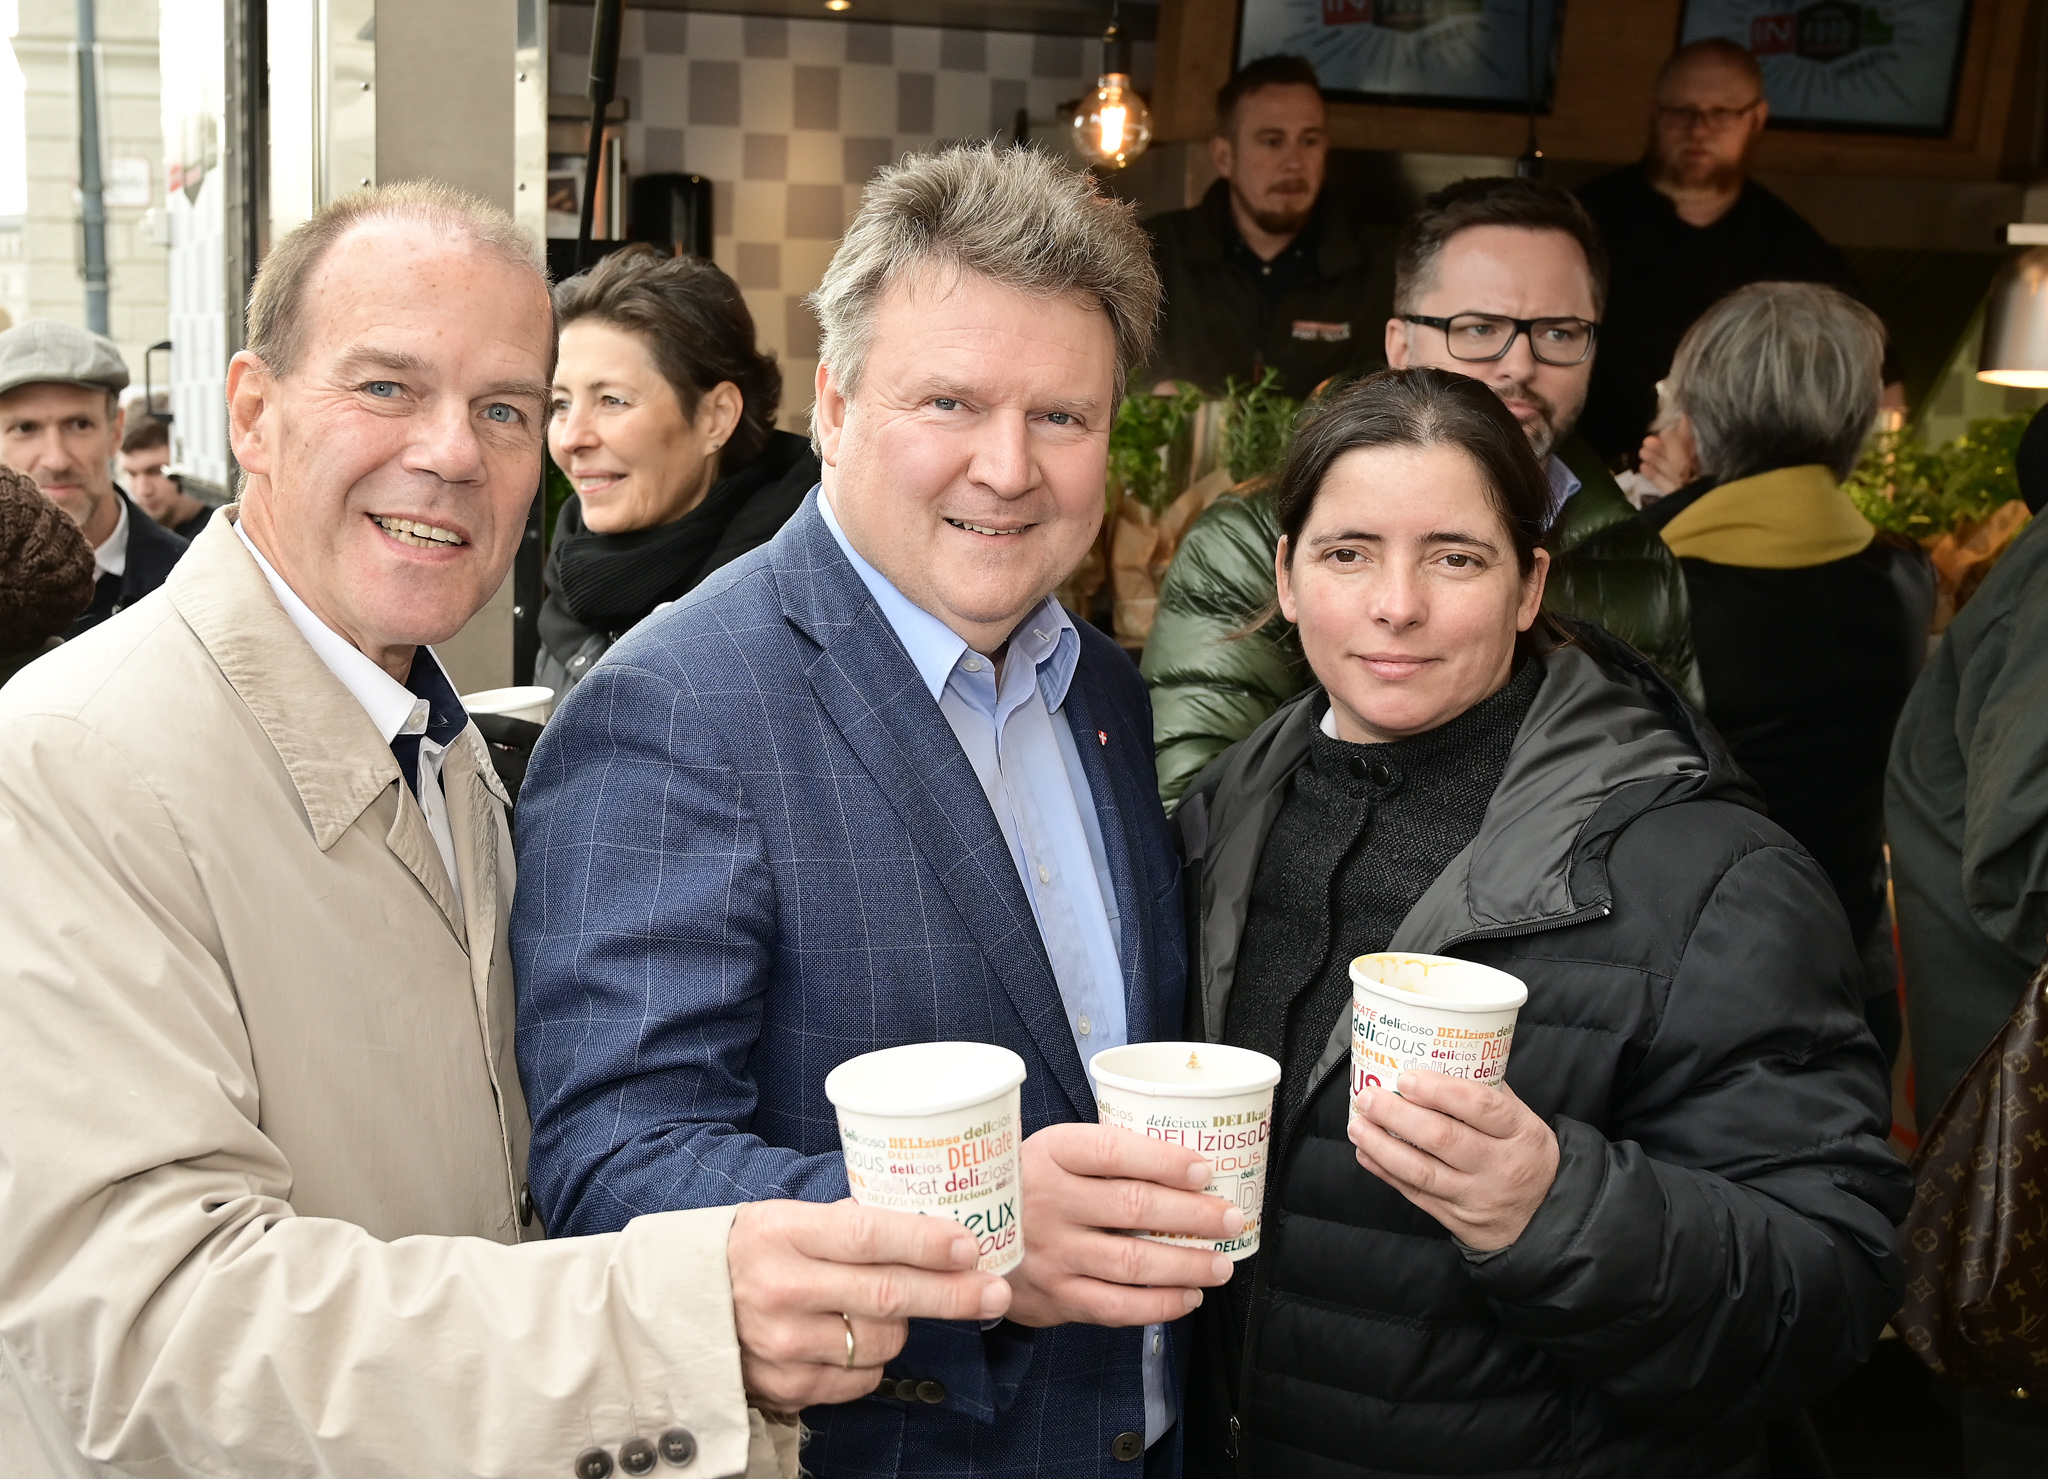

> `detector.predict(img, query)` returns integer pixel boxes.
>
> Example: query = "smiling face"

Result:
[1277,441,1547,743]
[812,267,1115,654]
[1211,83,1328,240]
[0,383,124,547]
[1386,226,1597,461]
[228,218,554,678]
[549,318,742,535]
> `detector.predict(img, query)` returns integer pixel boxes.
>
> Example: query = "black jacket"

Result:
[1574,168,1863,464]
[1176,627,1909,1478]
[1638,465,1935,948]
[534,430,819,695]
[1145,180,1396,399]
[69,491,188,637]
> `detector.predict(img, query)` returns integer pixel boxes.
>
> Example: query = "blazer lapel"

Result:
[776,501,1095,1119]
[1060,673,1157,1047]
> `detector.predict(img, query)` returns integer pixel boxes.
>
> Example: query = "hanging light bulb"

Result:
[1071,15,1151,169]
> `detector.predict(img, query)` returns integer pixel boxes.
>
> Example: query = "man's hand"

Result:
[727,1199,1012,1413]
[1004,1122,1241,1329]
[1348,1070,1559,1252]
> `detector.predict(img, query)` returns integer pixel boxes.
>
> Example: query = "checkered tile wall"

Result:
[554,9,1123,429]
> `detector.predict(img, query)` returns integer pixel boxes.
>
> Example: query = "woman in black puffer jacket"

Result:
[1176,368,1908,1479]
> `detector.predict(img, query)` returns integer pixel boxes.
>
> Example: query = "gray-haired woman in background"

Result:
[1633,281,1934,1064]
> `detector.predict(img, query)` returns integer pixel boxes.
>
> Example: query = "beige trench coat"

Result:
[0,517,794,1478]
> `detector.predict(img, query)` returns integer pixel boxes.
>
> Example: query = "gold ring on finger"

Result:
[841,1310,857,1369]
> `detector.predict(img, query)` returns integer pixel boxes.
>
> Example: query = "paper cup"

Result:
[462,685,555,725]
[1089,1041,1281,1261]
[1350,953,1527,1099]
[824,1041,1027,1274]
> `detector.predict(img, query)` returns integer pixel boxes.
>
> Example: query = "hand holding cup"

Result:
[1003,1122,1242,1329]
[1349,1070,1559,1251]
[727,1199,1012,1413]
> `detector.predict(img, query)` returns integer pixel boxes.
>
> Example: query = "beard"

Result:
[1232,182,1314,240]
[1648,137,1752,195]
[1495,377,1570,462]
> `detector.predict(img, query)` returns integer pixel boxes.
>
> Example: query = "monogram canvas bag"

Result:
[1900,959,2048,1402]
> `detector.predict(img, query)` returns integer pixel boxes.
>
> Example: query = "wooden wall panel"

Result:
[1154,0,2044,182]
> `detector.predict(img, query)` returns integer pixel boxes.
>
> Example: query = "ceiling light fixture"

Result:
[1979,225,2048,389]
[824,0,851,10]
[1071,3,1150,169]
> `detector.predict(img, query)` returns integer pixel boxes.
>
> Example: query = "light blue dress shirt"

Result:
[818,491,1172,1446]
[1544,453,1582,528]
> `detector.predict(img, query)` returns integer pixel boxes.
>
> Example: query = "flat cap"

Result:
[0,319,130,400]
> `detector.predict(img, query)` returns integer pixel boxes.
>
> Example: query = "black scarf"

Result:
[547,432,807,630]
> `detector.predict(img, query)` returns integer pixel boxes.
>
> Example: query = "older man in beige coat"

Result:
[0,183,1008,1479]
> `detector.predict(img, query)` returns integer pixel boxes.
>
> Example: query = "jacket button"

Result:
[657,1428,696,1466]
[518,1185,535,1227]
[619,1438,657,1475]
[575,1449,614,1479]
[1111,1430,1144,1461]
[916,1380,945,1404]
[894,1377,920,1401]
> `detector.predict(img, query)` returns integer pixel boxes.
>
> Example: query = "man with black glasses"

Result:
[1574,38,1867,463]
[1143,176,1701,807]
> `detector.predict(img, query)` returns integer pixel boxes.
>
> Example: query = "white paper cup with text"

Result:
[1350,953,1528,1099]
[1088,1041,1282,1261]
[825,1041,1027,1274]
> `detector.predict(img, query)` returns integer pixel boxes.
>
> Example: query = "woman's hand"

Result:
[1636,413,1699,494]
[1348,1071,1559,1252]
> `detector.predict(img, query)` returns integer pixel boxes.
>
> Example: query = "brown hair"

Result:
[1216,54,1322,137]
[554,244,782,473]
[1393,176,1610,317]
[0,465,96,655]
[121,415,170,455]
[245,180,546,379]
[1276,367,1553,577]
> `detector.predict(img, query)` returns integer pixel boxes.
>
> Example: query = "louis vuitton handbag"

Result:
[1900,958,2048,1402]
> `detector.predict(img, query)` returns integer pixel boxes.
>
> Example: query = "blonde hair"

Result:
[807,145,1159,428]
[245,180,547,377]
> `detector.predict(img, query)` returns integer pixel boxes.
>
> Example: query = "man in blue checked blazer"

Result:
[512,146,1244,1479]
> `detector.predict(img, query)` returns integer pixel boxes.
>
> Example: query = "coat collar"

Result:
[165,510,503,941]
[770,492,1102,1118]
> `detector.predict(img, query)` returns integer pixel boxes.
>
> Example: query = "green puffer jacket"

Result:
[1140,435,1702,809]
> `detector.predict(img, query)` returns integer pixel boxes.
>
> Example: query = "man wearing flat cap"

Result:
[0,319,188,634]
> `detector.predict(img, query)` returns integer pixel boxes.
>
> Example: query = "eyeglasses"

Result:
[1655,100,1763,131]
[1401,313,1599,367]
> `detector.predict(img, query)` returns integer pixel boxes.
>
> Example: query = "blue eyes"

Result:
[932,398,960,411]
[365,381,400,398]
[1044,412,1074,426]
[484,404,518,424]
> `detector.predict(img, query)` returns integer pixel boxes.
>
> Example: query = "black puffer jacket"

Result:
[1176,625,1909,1479]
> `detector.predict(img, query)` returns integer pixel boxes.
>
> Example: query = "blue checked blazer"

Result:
[511,492,1189,1478]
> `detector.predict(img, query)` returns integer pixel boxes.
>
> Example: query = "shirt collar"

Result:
[93,494,130,580]
[816,487,1080,711]
[232,514,456,744]
[1544,454,1581,529]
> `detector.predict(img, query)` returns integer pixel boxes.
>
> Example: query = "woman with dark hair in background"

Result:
[538,245,820,694]
[1178,367,1906,1478]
